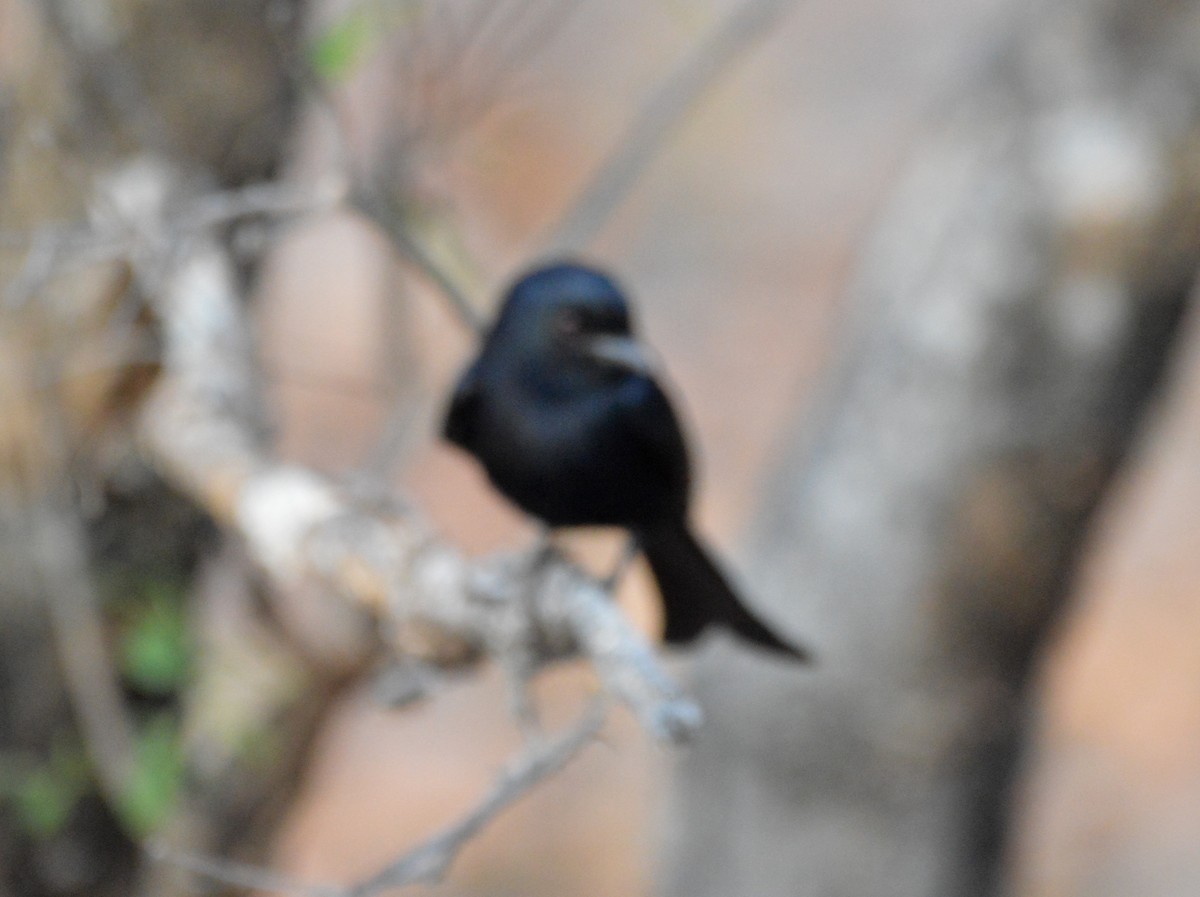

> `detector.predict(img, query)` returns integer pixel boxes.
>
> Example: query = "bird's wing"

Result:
[616,376,692,507]
[442,361,483,449]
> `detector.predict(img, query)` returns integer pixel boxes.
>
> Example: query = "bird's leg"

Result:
[601,534,641,593]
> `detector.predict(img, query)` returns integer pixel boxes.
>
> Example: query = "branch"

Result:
[149,698,609,897]
[3,177,341,307]
[145,844,337,897]
[32,496,139,819]
[347,697,607,895]
[293,32,486,336]
[112,159,699,741]
[350,185,485,335]
[543,0,801,253]
[11,159,695,735]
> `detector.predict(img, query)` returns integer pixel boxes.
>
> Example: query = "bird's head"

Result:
[488,262,657,377]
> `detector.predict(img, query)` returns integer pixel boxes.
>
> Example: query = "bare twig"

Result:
[4,223,130,308]
[32,495,139,821]
[543,0,801,253]
[347,697,607,895]
[145,842,338,897]
[31,0,170,152]
[181,178,347,231]
[301,3,586,338]
[3,178,341,308]
[292,8,487,336]
[150,698,608,897]
[443,0,585,143]
[351,185,485,334]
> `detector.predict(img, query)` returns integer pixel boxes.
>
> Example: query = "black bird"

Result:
[443,262,806,660]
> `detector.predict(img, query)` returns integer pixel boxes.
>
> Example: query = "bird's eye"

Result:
[554,308,583,337]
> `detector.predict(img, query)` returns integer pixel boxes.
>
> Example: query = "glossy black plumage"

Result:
[443,262,806,660]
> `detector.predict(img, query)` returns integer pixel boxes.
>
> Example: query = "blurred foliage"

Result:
[0,569,190,841]
[0,720,183,841]
[116,713,183,838]
[0,737,91,839]
[310,9,378,80]
[110,576,191,835]
[117,581,191,697]
[309,0,421,81]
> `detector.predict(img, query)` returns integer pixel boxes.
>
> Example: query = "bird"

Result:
[442,261,807,660]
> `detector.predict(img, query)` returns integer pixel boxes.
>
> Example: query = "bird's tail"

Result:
[638,523,808,661]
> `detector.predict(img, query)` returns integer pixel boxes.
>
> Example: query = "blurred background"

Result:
[2,0,1200,895]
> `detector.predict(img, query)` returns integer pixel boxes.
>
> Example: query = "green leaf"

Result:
[116,714,183,837]
[6,739,90,839]
[119,585,190,694]
[15,769,79,837]
[310,11,376,80]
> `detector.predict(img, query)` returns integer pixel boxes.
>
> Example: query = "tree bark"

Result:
[661,1,1200,895]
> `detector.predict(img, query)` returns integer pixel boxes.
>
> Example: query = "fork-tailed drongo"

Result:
[443,262,806,660]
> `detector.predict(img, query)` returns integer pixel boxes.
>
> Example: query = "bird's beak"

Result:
[586,334,658,376]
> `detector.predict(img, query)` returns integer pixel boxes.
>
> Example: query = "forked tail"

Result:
[638,523,808,661]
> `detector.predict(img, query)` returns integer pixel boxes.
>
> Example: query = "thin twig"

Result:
[3,178,340,308]
[446,0,585,143]
[347,697,607,895]
[294,8,487,337]
[32,495,139,821]
[145,842,339,897]
[351,185,485,334]
[181,178,347,232]
[31,0,170,152]
[3,224,130,308]
[543,0,801,254]
[149,698,608,897]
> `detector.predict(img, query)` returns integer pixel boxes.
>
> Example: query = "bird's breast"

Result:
[469,381,669,527]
